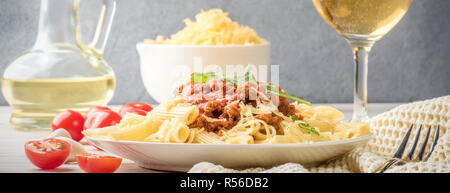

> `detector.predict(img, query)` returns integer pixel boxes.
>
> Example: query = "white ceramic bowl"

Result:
[86,133,373,172]
[136,43,270,103]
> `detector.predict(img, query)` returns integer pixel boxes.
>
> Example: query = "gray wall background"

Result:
[0,0,449,105]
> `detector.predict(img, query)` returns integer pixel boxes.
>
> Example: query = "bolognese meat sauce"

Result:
[174,80,301,133]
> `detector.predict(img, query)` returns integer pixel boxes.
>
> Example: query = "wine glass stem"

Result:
[352,46,371,122]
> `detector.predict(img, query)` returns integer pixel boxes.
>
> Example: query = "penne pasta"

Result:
[149,102,199,125]
[194,131,225,144]
[144,118,192,143]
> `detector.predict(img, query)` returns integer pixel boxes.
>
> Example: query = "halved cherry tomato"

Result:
[76,153,122,173]
[84,110,121,130]
[85,106,113,119]
[52,110,85,141]
[25,138,71,170]
[118,102,153,116]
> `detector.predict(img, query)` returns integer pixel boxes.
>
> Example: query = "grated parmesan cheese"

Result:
[144,9,267,45]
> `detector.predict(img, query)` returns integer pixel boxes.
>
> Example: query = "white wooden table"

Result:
[0,104,400,173]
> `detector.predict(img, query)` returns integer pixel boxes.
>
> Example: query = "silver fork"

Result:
[375,124,440,173]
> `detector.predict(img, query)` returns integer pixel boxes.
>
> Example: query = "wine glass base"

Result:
[351,114,370,122]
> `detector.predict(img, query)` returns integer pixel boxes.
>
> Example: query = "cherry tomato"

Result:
[85,106,113,119]
[52,110,85,141]
[84,110,122,130]
[118,103,153,116]
[76,153,122,173]
[25,138,71,170]
[119,108,148,116]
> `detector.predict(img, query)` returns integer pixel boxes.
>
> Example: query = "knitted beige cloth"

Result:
[188,96,450,173]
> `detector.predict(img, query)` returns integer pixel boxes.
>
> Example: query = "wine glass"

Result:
[312,0,413,121]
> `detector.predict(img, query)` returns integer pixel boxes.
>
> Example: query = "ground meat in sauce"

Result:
[175,80,237,104]
[254,113,284,130]
[189,101,241,133]
[176,81,302,133]
[236,82,265,107]
[191,115,236,133]
[219,101,241,122]
[199,100,227,118]
[277,96,302,119]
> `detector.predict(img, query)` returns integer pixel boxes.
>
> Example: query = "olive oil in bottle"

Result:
[1,0,117,130]
[1,76,115,130]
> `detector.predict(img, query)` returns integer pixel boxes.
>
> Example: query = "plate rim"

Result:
[85,132,373,148]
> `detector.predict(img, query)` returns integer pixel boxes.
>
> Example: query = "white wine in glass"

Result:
[312,0,413,121]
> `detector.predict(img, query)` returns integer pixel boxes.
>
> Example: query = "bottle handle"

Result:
[75,0,116,57]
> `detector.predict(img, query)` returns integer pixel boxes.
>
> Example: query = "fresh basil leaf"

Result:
[291,115,297,121]
[191,72,207,83]
[290,115,320,136]
[298,123,320,136]
[190,69,222,83]
[264,84,312,106]
[191,66,258,85]
[223,66,257,85]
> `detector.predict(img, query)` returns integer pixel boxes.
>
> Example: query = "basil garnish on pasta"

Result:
[190,72,218,83]
[190,66,256,84]
[190,67,312,106]
[291,115,320,136]
[264,84,311,106]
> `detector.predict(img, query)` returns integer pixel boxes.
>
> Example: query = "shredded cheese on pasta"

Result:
[144,9,267,45]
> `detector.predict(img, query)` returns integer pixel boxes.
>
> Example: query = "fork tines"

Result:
[393,124,440,161]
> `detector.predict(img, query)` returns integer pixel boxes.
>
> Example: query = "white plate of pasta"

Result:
[84,68,372,171]
[86,133,372,171]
